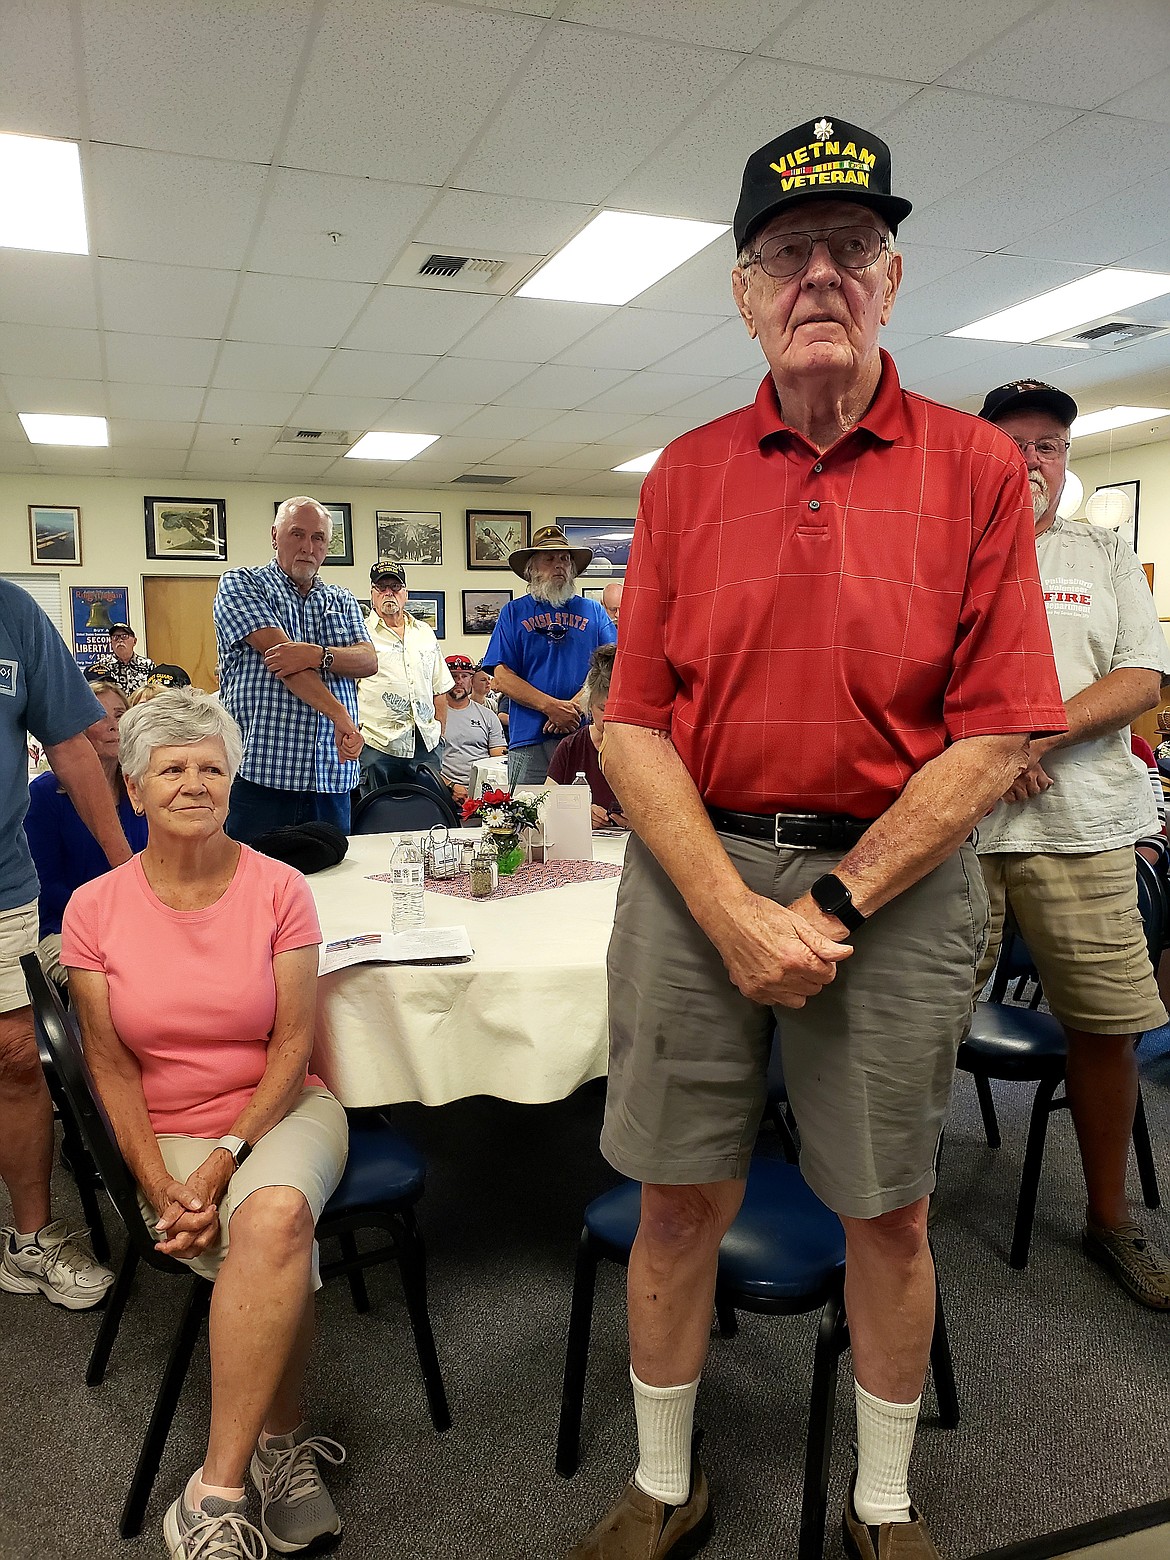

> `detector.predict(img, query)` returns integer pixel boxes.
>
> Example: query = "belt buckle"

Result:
[773,813,818,850]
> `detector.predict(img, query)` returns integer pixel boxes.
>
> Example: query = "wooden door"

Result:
[142,575,220,691]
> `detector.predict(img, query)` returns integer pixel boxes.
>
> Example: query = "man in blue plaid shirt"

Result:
[214,496,376,842]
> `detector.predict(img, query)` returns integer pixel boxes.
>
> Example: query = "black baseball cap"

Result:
[108,622,135,636]
[734,116,912,252]
[147,663,192,689]
[978,380,1079,429]
[370,559,407,587]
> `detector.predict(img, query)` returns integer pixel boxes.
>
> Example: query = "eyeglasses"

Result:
[534,623,568,642]
[743,226,891,280]
[1008,437,1070,459]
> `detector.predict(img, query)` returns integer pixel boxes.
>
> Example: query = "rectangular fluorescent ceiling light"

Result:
[613,448,663,473]
[950,268,1170,343]
[518,211,729,306]
[1070,405,1170,439]
[19,413,108,446]
[0,134,89,254]
[345,431,439,460]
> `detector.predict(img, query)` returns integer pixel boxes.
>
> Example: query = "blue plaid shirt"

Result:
[214,561,371,794]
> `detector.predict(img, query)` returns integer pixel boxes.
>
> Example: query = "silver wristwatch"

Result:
[320,647,335,673]
[215,1135,251,1170]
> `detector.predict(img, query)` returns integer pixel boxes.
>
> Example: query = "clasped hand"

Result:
[263,640,323,679]
[151,1155,231,1258]
[718,892,853,1009]
[543,699,582,734]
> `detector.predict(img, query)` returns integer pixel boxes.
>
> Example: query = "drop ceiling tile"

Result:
[1000,169,1170,268]
[665,380,755,426]
[3,376,107,416]
[107,382,206,421]
[98,260,238,339]
[497,364,631,409]
[21,446,113,473]
[877,88,1080,213]
[557,309,727,371]
[249,169,437,283]
[896,245,987,296]
[453,405,564,441]
[110,453,192,477]
[213,341,332,394]
[450,299,615,363]
[492,439,590,466]
[456,23,739,203]
[107,419,193,450]
[651,318,765,377]
[250,453,339,479]
[344,288,497,355]
[81,0,317,160]
[0,441,40,470]
[530,409,637,442]
[603,412,705,449]
[509,470,591,493]
[403,358,538,404]
[201,388,304,425]
[411,436,512,466]
[632,243,742,318]
[564,0,802,50]
[414,190,591,258]
[609,58,920,223]
[230,274,375,348]
[909,343,1086,405]
[887,333,1029,384]
[288,394,398,429]
[891,253,1093,337]
[0,253,98,331]
[550,444,635,470]
[581,372,723,416]
[88,146,268,269]
[0,324,102,379]
[182,449,269,477]
[283,0,546,182]
[762,0,1039,82]
[364,401,480,435]
[103,333,218,388]
[1100,65,1170,124]
[0,1,79,137]
[940,0,1170,109]
[559,471,641,498]
[312,350,437,399]
[190,423,279,454]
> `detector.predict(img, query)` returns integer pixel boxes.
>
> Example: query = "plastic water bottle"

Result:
[572,771,590,788]
[390,837,425,931]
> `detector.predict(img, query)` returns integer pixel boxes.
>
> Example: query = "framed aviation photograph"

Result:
[462,588,512,634]
[466,510,530,571]
[145,496,227,561]
[376,510,443,565]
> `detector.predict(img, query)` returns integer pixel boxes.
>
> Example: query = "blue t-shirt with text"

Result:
[483,593,616,750]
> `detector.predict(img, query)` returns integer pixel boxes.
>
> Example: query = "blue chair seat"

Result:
[960,1004,1067,1078]
[324,1124,426,1215]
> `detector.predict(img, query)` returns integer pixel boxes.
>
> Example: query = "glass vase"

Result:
[491,829,524,875]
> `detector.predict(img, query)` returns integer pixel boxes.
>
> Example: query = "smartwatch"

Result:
[320,648,335,674]
[809,873,866,932]
[215,1135,251,1171]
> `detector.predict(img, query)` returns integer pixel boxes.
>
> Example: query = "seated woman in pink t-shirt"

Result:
[62,691,349,1560]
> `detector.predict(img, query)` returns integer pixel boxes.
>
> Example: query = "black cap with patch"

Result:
[734,116,912,253]
[978,380,1078,430]
[370,559,407,587]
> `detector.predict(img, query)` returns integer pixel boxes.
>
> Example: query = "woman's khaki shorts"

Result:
[976,847,1167,1035]
[137,1086,349,1287]
[601,834,989,1220]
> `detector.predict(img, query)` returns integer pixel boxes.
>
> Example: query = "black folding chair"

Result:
[21,953,449,1538]
[351,781,459,833]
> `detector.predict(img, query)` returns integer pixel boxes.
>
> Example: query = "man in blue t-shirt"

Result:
[483,525,617,786]
[0,581,131,1310]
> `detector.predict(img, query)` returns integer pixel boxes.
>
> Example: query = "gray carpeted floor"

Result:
[1,1038,1167,1560]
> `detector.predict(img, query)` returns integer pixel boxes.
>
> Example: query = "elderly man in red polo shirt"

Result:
[566,119,1066,1560]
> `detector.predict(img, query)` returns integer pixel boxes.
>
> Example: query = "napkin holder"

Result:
[540,783,593,862]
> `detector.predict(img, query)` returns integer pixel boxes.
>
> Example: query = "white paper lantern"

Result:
[1084,486,1134,530]
[1056,469,1083,520]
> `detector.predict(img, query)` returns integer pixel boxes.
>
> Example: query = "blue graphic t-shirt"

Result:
[483,593,617,749]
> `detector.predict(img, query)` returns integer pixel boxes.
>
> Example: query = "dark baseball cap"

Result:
[108,622,135,636]
[734,116,912,252]
[147,663,192,689]
[370,559,407,587]
[978,380,1078,429]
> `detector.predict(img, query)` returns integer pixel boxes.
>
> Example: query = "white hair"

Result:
[119,690,244,784]
[274,495,333,537]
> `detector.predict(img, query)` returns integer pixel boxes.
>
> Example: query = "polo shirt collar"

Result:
[269,558,321,596]
[750,347,908,452]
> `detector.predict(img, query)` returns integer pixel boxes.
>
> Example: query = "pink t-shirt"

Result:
[62,846,323,1138]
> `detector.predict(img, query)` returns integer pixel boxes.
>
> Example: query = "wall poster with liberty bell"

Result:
[71,585,130,664]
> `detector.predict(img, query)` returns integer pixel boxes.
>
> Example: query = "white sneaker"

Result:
[0,1221,114,1310]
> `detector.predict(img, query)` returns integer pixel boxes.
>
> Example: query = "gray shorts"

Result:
[601,833,989,1219]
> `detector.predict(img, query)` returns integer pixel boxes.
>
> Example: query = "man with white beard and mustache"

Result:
[484,525,616,786]
[975,379,1170,1309]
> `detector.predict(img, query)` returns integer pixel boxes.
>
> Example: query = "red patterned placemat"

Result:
[368,860,622,899]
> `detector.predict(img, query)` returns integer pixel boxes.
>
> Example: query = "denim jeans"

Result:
[357,731,443,799]
[226,777,351,844]
[507,737,566,788]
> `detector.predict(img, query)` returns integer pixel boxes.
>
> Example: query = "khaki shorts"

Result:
[0,901,38,1013]
[602,833,989,1220]
[976,848,1167,1035]
[137,1087,349,1287]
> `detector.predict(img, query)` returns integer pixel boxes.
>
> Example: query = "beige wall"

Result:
[0,472,635,663]
[1069,436,1170,614]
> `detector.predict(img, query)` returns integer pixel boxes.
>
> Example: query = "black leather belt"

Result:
[708,807,872,851]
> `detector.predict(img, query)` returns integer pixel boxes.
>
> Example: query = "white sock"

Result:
[853,1381,920,1525]
[630,1368,699,1505]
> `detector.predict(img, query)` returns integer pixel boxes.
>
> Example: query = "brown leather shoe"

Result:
[842,1474,942,1559]
[564,1452,712,1559]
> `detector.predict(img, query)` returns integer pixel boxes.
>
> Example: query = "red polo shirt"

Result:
[607,351,1065,818]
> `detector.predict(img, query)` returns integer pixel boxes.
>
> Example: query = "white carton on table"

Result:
[540,782,593,862]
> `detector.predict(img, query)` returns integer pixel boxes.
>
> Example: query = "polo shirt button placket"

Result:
[813,462,823,473]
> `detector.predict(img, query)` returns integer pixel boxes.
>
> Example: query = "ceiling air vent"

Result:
[386,242,545,295]
[1041,317,1170,351]
[277,427,352,449]
[452,473,516,486]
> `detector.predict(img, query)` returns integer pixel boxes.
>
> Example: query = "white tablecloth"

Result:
[308,832,628,1107]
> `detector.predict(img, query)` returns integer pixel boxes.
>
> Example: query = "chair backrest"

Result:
[351,782,459,834]
[986,909,1040,1005]
[1134,849,1165,968]
[19,954,186,1274]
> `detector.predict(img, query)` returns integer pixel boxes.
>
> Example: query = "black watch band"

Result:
[810,873,866,932]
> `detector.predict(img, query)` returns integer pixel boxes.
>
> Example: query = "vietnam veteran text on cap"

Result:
[370,559,407,587]
[734,117,912,253]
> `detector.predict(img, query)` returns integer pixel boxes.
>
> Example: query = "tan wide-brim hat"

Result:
[508,524,593,580]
